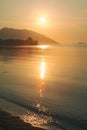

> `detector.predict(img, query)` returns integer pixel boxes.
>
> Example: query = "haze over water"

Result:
[0,46,87,130]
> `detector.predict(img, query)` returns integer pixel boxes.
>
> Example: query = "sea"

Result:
[0,45,87,130]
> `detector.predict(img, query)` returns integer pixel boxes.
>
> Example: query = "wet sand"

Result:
[0,109,46,130]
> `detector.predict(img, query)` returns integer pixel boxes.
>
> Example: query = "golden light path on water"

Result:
[21,47,53,129]
[38,45,50,49]
[40,61,45,79]
[39,60,46,97]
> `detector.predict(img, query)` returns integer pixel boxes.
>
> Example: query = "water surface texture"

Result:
[0,46,87,130]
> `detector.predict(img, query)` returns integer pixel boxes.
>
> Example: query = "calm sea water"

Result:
[0,46,87,130]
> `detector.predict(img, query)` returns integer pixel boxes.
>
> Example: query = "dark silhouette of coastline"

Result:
[0,37,38,47]
[0,27,58,45]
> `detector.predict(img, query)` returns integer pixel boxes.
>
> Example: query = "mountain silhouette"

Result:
[0,27,58,45]
[71,42,87,47]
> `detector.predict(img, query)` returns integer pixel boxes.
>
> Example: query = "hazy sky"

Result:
[0,0,87,43]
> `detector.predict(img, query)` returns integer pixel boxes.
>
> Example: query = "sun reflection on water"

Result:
[39,59,46,97]
[40,61,46,79]
[20,58,57,129]
[38,45,50,49]
[21,108,53,129]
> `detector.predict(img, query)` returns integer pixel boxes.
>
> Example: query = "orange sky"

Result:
[0,0,87,44]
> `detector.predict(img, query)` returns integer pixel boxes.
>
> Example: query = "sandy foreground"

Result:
[0,109,46,130]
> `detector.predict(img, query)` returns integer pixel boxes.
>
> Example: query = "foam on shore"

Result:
[0,109,46,130]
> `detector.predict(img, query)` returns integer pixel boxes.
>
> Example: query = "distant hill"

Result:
[71,42,87,47]
[0,27,58,45]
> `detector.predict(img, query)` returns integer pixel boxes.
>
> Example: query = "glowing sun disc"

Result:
[40,17,46,24]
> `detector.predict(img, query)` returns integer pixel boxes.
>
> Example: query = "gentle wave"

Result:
[0,95,87,130]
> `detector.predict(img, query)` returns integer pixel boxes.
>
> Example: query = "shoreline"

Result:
[0,109,46,130]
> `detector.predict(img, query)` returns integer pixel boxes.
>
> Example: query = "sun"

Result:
[40,17,46,25]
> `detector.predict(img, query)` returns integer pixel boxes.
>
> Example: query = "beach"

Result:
[0,109,45,130]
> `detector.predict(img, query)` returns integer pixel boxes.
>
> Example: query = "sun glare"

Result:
[40,17,46,24]
[40,61,46,79]
[38,45,50,49]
